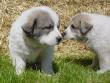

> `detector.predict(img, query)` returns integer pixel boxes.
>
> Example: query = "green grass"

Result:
[0,53,110,83]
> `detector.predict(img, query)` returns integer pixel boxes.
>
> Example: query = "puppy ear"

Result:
[80,21,93,35]
[22,19,37,37]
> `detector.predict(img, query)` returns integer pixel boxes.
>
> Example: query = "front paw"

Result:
[97,69,106,74]
[41,67,54,75]
[16,68,25,75]
[16,64,25,75]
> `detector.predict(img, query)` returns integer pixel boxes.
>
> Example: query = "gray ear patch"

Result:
[22,11,55,39]
[22,19,37,37]
[80,21,93,35]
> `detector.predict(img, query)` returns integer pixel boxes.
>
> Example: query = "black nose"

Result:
[56,36,62,43]
[62,32,66,37]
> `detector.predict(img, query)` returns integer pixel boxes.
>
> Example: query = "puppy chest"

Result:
[25,48,42,63]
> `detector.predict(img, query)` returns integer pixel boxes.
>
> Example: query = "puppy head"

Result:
[22,7,62,46]
[63,13,93,41]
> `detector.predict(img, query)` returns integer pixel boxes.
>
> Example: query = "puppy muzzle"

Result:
[56,36,62,44]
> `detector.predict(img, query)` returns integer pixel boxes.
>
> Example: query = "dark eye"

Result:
[45,26,52,29]
[43,25,53,30]
[71,24,75,29]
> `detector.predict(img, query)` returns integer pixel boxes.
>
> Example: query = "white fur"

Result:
[9,6,61,75]
[64,25,80,39]
[65,13,110,73]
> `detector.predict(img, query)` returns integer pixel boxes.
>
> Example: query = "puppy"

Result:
[63,12,110,73]
[9,6,62,75]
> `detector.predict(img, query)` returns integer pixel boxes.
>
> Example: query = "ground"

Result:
[1,53,110,83]
[0,0,110,83]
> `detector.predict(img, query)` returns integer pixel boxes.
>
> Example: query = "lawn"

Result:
[0,0,110,83]
[0,53,110,83]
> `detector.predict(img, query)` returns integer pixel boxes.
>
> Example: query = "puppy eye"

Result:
[45,26,52,29]
[71,24,75,29]
[43,25,53,30]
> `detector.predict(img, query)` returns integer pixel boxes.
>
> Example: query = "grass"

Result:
[0,53,110,83]
[0,0,110,83]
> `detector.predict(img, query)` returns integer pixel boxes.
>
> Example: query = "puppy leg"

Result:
[90,55,99,69]
[97,52,110,73]
[14,55,26,75]
[41,47,54,75]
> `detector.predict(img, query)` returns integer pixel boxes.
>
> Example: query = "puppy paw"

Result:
[45,70,54,75]
[16,68,24,75]
[16,64,25,75]
[97,70,106,74]
[47,70,54,75]
[42,68,54,75]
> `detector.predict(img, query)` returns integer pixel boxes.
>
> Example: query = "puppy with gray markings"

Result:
[63,12,110,73]
[9,6,62,75]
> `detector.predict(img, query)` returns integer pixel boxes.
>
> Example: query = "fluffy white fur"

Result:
[9,6,61,75]
[64,13,110,73]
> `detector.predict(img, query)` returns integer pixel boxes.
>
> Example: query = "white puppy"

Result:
[9,6,62,75]
[63,12,110,73]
